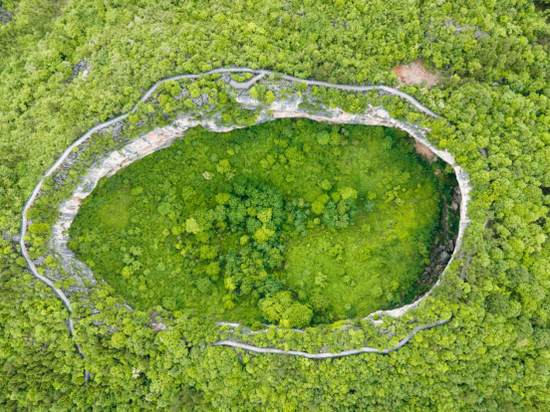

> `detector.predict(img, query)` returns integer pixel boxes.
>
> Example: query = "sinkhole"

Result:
[68,118,459,328]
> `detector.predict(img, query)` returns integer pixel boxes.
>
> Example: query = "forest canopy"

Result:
[1,0,550,410]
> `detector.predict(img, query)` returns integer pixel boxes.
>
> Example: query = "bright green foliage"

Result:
[259,291,313,328]
[185,218,201,235]
[69,120,443,324]
[2,0,550,409]
[27,222,49,234]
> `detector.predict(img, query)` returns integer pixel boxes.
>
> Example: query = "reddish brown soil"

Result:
[414,140,438,163]
[392,60,440,89]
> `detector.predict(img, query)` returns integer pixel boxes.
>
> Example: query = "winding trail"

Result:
[19,68,467,367]
[213,318,451,358]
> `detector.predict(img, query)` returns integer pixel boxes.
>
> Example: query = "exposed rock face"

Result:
[0,7,13,24]
[146,322,169,332]
[439,251,450,263]
[445,20,488,40]
[68,59,90,83]
[478,148,488,158]
[2,231,20,242]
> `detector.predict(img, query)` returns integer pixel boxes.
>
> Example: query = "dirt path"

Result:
[213,317,451,358]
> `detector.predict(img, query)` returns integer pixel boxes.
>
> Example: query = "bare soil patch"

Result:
[392,60,440,89]
[414,140,438,162]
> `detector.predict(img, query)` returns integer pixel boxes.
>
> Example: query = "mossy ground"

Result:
[70,118,444,325]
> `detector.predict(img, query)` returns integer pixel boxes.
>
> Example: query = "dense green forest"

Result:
[69,120,443,326]
[2,0,550,409]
